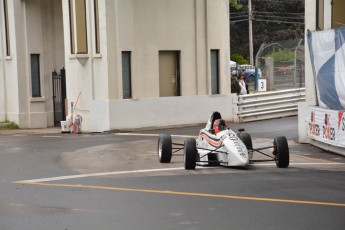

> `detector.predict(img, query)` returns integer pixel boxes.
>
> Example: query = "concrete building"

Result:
[0,0,231,132]
[301,0,345,155]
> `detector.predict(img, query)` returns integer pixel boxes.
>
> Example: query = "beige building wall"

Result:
[0,0,65,128]
[1,0,230,131]
[63,0,231,132]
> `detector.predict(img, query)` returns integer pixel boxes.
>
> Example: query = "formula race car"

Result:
[157,112,289,170]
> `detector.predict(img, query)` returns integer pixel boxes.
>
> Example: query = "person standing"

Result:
[239,73,247,95]
[231,72,241,95]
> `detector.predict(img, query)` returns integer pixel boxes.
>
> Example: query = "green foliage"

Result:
[0,121,19,130]
[229,0,243,10]
[231,53,248,64]
[265,49,294,61]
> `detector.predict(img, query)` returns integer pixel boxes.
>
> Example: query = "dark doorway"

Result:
[52,68,66,126]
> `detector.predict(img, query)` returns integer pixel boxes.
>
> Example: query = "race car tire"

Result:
[274,136,289,168]
[184,138,197,170]
[158,134,172,163]
[238,133,253,150]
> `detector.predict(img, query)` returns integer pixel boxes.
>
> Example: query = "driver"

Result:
[213,119,228,134]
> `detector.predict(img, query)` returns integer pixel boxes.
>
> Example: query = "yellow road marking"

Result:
[15,181,345,207]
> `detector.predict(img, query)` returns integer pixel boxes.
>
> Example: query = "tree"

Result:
[230,0,304,63]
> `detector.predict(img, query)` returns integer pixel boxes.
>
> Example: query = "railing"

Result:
[233,88,305,123]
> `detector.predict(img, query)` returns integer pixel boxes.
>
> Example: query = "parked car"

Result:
[238,64,262,83]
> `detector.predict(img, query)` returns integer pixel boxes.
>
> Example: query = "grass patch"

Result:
[0,121,19,130]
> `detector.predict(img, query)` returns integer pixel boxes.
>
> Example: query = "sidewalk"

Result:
[0,127,62,135]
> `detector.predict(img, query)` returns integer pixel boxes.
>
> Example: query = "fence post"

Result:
[232,94,239,123]
[265,57,274,91]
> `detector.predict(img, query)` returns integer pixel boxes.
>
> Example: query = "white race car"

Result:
[158,112,289,170]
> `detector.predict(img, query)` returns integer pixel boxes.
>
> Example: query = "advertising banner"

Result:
[306,106,345,148]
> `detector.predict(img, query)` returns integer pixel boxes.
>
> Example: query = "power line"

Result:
[253,19,305,25]
[253,11,304,16]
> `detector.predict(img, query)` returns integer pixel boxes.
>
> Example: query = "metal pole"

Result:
[294,39,303,87]
[248,0,254,66]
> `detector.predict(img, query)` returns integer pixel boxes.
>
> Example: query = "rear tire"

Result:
[157,134,172,163]
[184,138,197,170]
[274,136,289,168]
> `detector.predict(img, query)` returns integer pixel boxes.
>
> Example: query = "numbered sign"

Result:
[258,79,267,92]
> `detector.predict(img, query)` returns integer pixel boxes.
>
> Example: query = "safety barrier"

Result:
[233,88,305,123]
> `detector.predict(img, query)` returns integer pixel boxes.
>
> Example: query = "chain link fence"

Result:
[255,39,305,91]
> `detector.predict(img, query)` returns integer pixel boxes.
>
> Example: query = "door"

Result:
[159,51,180,97]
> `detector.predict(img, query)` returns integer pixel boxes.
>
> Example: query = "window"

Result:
[122,52,132,99]
[211,50,220,94]
[69,0,88,54]
[94,0,100,53]
[316,0,324,30]
[332,0,345,29]
[31,54,41,97]
[3,0,10,56]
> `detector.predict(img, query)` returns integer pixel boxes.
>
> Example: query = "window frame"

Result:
[3,0,10,56]
[94,0,100,54]
[69,0,88,54]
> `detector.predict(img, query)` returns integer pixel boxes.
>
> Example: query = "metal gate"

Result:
[52,68,66,126]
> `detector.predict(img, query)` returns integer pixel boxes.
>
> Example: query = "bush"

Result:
[0,121,19,130]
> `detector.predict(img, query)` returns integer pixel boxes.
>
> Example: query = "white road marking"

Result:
[16,167,185,183]
[113,133,196,138]
[15,162,344,184]
[253,162,344,166]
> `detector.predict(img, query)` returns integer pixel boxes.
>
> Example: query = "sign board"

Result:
[306,106,345,148]
[258,79,267,92]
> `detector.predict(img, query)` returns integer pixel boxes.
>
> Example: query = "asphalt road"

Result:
[0,117,344,230]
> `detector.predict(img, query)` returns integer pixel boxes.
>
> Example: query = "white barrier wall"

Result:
[301,1,345,155]
[90,95,233,132]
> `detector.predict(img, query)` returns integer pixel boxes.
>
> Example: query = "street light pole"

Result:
[248,0,254,66]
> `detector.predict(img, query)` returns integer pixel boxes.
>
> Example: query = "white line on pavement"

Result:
[15,162,344,184]
[16,167,185,183]
[113,133,196,138]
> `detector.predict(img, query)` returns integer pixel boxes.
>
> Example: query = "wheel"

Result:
[238,132,253,159]
[184,138,197,170]
[238,133,252,150]
[274,136,289,168]
[157,134,172,163]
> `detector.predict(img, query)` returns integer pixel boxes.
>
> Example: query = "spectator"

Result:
[239,73,247,95]
[231,72,241,95]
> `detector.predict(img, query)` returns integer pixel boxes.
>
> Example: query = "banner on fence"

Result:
[306,106,345,148]
[307,26,345,110]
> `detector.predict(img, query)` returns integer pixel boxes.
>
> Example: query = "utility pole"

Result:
[248,0,254,66]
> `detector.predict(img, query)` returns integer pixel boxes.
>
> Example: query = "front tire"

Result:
[238,133,253,150]
[274,136,289,168]
[157,134,172,163]
[184,138,197,170]
[238,132,253,159]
